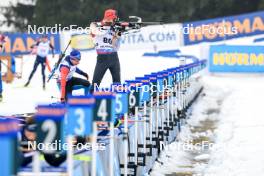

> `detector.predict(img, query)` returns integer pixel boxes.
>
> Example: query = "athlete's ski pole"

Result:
[47,40,71,82]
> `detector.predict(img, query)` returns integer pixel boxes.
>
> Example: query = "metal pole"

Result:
[91,122,97,176]
[135,106,138,165]
[67,135,74,176]
[109,122,114,176]
[124,113,128,176]
[33,152,41,176]
[143,101,147,154]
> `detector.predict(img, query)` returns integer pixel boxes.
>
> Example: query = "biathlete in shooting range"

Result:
[24,35,54,90]
[90,9,122,92]
[0,34,6,102]
[57,49,90,103]
[89,9,161,93]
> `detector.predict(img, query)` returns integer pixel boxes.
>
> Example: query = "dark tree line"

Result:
[2,0,264,32]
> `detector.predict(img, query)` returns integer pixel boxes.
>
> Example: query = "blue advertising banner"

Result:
[209,45,264,72]
[2,33,60,55]
[183,11,264,45]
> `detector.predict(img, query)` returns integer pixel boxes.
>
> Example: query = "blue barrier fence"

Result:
[254,37,264,43]
[143,49,200,62]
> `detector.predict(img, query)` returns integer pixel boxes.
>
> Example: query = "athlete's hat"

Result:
[70,49,81,60]
[103,9,117,20]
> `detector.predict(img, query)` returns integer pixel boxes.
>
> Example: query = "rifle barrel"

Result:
[130,22,163,24]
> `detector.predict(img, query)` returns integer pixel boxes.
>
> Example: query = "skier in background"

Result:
[0,34,6,102]
[57,49,90,103]
[24,35,54,90]
[30,37,52,72]
[89,9,122,92]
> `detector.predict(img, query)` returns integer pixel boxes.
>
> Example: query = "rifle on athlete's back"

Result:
[47,40,71,82]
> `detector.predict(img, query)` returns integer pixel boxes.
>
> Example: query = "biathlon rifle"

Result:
[47,40,71,82]
[95,16,162,35]
[113,16,162,34]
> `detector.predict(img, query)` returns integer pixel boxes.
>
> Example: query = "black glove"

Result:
[117,31,122,37]
[60,98,66,103]
[84,73,89,80]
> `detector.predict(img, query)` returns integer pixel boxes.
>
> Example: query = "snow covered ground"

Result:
[204,74,264,176]
[151,74,264,176]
